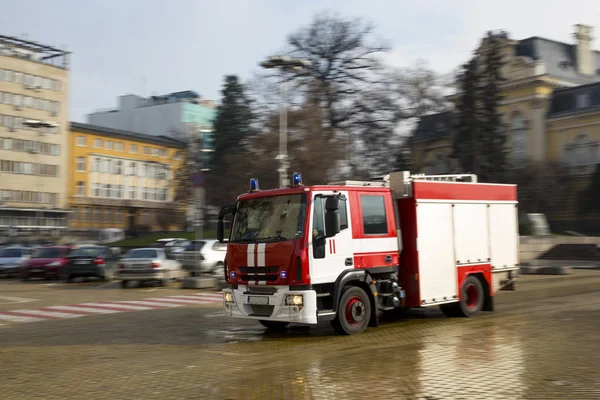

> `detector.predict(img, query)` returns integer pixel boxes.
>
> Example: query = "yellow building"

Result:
[68,122,185,234]
[410,24,600,232]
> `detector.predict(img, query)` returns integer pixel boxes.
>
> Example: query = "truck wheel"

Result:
[331,286,372,335]
[259,320,289,331]
[457,275,485,317]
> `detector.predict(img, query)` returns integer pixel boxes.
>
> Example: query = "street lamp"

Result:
[260,56,311,188]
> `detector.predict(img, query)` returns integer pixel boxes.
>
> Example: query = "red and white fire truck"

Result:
[218,171,519,335]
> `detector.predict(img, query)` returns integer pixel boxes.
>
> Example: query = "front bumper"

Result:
[118,268,168,281]
[0,265,20,275]
[223,286,318,324]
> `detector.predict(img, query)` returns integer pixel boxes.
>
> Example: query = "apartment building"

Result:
[0,35,70,238]
[68,122,185,234]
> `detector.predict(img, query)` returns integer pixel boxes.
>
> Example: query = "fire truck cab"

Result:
[218,171,519,335]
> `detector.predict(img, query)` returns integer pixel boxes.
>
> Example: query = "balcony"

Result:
[0,216,68,229]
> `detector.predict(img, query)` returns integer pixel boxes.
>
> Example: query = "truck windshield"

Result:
[230,194,307,242]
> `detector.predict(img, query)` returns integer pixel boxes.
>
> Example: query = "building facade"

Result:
[68,122,185,234]
[87,90,216,151]
[410,24,600,232]
[412,24,600,174]
[0,35,70,239]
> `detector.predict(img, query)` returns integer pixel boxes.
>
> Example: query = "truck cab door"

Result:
[309,190,353,284]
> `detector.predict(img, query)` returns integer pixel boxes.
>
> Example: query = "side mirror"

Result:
[325,210,340,238]
[217,219,225,243]
[325,196,340,211]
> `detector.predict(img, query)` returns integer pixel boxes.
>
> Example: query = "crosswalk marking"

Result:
[5,309,84,319]
[0,314,47,323]
[48,305,119,314]
[0,291,222,325]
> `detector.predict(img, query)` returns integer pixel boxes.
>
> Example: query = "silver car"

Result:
[117,247,183,288]
[0,247,32,277]
[180,239,227,277]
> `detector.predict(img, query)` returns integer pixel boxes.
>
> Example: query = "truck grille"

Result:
[240,266,280,282]
[248,305,274,317]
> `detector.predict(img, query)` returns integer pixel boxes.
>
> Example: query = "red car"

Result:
[21,246,71,280]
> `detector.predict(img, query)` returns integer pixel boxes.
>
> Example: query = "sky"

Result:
[3,0,599,122]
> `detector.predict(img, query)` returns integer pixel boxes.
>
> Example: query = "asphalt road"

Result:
[0,271,599,400]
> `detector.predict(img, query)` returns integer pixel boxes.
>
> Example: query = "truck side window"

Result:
[312,196,325,259]
[339,199,348,230]
[360,195,388,235]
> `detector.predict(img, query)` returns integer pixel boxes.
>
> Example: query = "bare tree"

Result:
[286,12,390,140]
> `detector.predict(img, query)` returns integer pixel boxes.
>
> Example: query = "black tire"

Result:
[331,286,372,335]
[121,280,128,289]
[457,275,485,317]
[259,320,289,331]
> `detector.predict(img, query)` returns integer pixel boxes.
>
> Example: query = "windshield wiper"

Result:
[254,236,287,242]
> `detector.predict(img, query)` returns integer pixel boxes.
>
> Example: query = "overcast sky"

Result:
[3,0,599,122]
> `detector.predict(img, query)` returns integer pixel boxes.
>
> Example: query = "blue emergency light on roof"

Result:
[292,172,303,187]
[249,178,259,192]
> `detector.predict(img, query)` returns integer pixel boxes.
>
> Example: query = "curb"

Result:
[519,266,570,275]
[181,276,220,289]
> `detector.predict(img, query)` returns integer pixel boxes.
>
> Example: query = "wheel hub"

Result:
[346,296,366,325]
[466,283,479,309]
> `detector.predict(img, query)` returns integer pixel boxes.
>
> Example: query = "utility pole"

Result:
[259,56,311,188]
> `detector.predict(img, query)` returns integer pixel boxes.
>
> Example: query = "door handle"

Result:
[345,258,353,266]
[385,255,393,263]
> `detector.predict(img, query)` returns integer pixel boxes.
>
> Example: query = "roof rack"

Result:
[329,171,478,198]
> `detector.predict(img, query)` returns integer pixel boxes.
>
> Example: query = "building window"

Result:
[76,157,85,171]
[130,144,137,153]
[360,195,388,235]
[115,160,123,175]
[152,148,159,157]
[76,182,85,196]
[105,159,112,174]
[140,163,146,177]
[114,210,121,223]
[510,112,527,164]
[105,140,113,150]
[130,162,137,176]
[93,183,100,197]
[128,186,137,199]
[93,138,102,148]
[115,142,124,151]
[143,146,151,155]
[159,148,167,157]
[92,157,100,172]
[576,93,590,108]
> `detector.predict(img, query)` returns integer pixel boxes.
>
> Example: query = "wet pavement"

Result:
[0,271,599,399]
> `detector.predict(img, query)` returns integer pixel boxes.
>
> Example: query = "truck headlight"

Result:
[224,292,234,303]
[285,294,303,306]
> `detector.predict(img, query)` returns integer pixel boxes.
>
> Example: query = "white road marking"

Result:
[9,309,85,319]
[0,314,46,323]
[0,296,38,304]
[48,305,119,314]
[81,302,152,311]
[0,292,223,325]
[117,300,182,308]
[150,298,211,304]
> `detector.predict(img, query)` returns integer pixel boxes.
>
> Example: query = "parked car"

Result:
[21,246,71,280]
[0,247,32,277]
[181,239,226,277]
[153,238,186,248]
[61,245,118,283]
[117,247,182,288]
[164,239,191,257]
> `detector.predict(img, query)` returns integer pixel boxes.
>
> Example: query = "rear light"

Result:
[94,257,105,265]
[151,262,160,269]
[119,263,126,270]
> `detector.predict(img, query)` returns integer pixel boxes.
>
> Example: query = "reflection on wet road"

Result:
[0,271,599,399]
